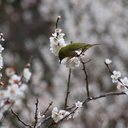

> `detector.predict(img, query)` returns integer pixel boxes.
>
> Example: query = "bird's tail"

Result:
[83,44,99,52]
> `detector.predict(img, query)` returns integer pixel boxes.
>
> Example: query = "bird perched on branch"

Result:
[58,43,99,63]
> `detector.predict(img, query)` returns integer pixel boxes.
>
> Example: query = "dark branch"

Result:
[64,68,72,110]
[33,98,39,128]
[83,91,126,104]
[11,109,32,128]
[80,59,91,98]
[43,101,53,115]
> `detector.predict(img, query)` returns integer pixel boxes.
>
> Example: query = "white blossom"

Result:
[105,59,112,64]
[117,77,128,94]
[52,107,63,123]
[120,77,128,86]
[51,107,71,123]
[117,82,128,94]
[23,68,32,82]
[75,101,83,108]
[0,54,3,69]
[0,33,5,41]
[5,67,15,77]
[55,28,62,33]
[0,44,4,52]
[0,90,6,100]
[6,84,25,100]
[37,112,45,121]
[50,37,66,56]
[73,109,79,118]
[8,74,21,85]
[19,83,28,92]
[61,57,80,69]
[110,70,121,83]
[49,27,66,56]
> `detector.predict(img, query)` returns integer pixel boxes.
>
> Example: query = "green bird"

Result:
[58,43,99,63]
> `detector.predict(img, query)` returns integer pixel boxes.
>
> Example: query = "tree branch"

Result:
[64,68,72,110]
[11,109,32,128]
[80,59,91,98]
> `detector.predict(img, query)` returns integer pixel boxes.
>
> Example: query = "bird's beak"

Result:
[59,60,61,64]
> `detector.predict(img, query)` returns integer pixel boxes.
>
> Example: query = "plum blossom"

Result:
[5,67,15,77]
[105,59,112,64]
[0,54,3,69]
[23,68,32,82]
[61,57,80,69]
[50,28,66,56]
[8,74,21,85]
[51,107,71,123]
[110,70,121,83]
[75,101,83,108]
[37,112,45,121]
[0,33,5,41]
[117,77,128,94]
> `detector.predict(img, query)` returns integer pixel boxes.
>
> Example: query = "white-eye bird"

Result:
[58,43,99,63]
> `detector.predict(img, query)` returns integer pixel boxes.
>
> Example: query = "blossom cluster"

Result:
[0,66,31,100]
[0,66,32,120]
[49,25,66,56]
[52,107,71,123]
[49,16,85,69]
[51,101,82,123]
[36,112,45,122]
[0,33,5,70]
[105,59,128,94]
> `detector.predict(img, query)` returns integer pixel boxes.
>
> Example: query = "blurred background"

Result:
[0,0,128,128]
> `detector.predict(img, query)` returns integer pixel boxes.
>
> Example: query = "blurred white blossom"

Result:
[0,33,5,41]
[52,107,71,123]
[117,77,128,94]
[117,83,128,95]
[0,44,4,53]
[75,101,83,108]
[0,54,3,69]
[5,67,15,77]
[37,112,45,121]
[8,74,21,85]
[105,59,112,64]
[61,57,80,69]
[0,90,6,100]
[50,27,66,56]
[72,109,79,118]
[23,68,32,82]
[6,84,25,100]
[110,70,121,83]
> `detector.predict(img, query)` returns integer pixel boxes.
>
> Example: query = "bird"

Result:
[58,43,99,63]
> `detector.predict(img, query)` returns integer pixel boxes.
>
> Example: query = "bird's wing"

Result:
[68,43,87,51]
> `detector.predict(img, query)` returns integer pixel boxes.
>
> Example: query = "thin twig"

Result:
[57,107,79,125]
[55,16,60,28]
[47,120,55,128]
[104,62,113,74]
[37,116,52,128]
[83,91,125,104]
[91,91,125,100]
[0,101,15,123]
[43,101,53,115]
[80,59,91,98]
[11,109,32,128]
[36,102,53,128]
[104,62,124,85]
[28,56,33,64]
[33,98,39,128]
[64,68,72,110]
